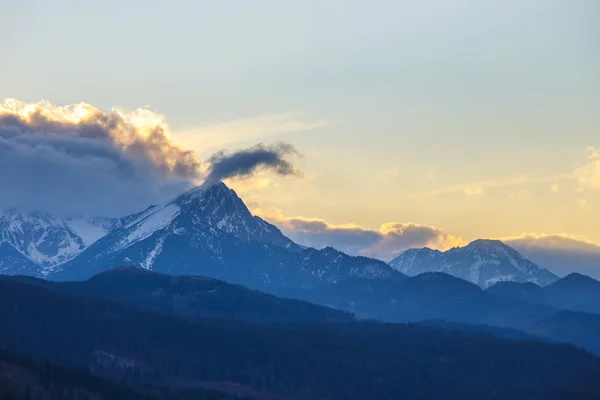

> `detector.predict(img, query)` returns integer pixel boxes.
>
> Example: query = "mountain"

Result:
[0,348,153,400]
[487,273,600,314]
[389,239,558,288]
[486,281,547,303]
[0,242,40,276]
[2,277,600,399]
[50,183,398,290]
[3,266,354,324]
[301,272,557,329]
[527,311,600,355]
[0,348,272,400]
[0,209,114,276]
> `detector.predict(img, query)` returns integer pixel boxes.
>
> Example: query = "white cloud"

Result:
[175,113,328,153]
[464,186,484,196]
[402,173,574,200]
[504,233,600,279]
[576,198,588,209]
[575,146,600,190]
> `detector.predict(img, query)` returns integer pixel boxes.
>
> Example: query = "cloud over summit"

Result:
[0,99,302,217]
[0,99,204,216]
[205,142,302,186]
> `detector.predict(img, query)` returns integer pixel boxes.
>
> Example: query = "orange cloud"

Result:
[254,208,600,278]
[254,208,464,261]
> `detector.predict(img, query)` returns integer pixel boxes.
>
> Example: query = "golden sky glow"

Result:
[2,0,599,270]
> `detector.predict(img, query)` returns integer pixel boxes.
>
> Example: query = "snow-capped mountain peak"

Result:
[171,182,296,247]
[1,181,399,291]
[42,181,398,288]
[0,209,113,275]
[389,239,558,288]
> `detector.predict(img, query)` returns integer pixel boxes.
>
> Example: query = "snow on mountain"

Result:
[0,209,114,276]
[0,242,41,276]
[0,182,399,289]
[50,182,398,288]
[389,239,558,288]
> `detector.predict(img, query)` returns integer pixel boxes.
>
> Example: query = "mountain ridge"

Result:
[390,239,558,288]
[2,274,600,400]
[43,183,400,290]
[487,273,600,314]
[0,183,561,294]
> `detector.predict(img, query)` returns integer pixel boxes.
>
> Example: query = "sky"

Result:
[2,0,600,276]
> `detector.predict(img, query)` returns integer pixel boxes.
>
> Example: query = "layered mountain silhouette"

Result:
[299,272,558,329]
[6,267,353,324]
[487,272,600,314]
[389,239,558,288]
[2,272,600,399]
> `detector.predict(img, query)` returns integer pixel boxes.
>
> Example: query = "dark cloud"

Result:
[205,142,302,186]
[285,219,382,254]
[505,234,600,279]
[0,100,201,217]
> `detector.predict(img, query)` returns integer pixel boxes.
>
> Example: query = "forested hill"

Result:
[1,278,600,399]
[0,349,255,400]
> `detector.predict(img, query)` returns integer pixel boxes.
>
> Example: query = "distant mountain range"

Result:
[486,272,600,314]
[0,182,564,292]
[389,239,558,288]
[6,266,353,324]
[0,209,112,276]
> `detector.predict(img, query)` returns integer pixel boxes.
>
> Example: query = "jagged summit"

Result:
[171,182,296,247]
[0,209,114,276]
[390,239,558,288]
[33,182,398,289]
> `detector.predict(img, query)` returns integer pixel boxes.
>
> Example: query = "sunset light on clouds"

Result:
[3,0,599,277]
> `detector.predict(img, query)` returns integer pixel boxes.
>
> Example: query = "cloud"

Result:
[504,233,600,279]
[575,146,600,189]
[255,207,600,279]
[204,142,303,186]
[0,99,306,216]
[176,113,328,153]
[464,186,484,196]
[586,146,600,160]
[0,99,202,217]
[378,167,398,183]
[402,173,574,200]
[254,208,464,261]
[576,198,588,209]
